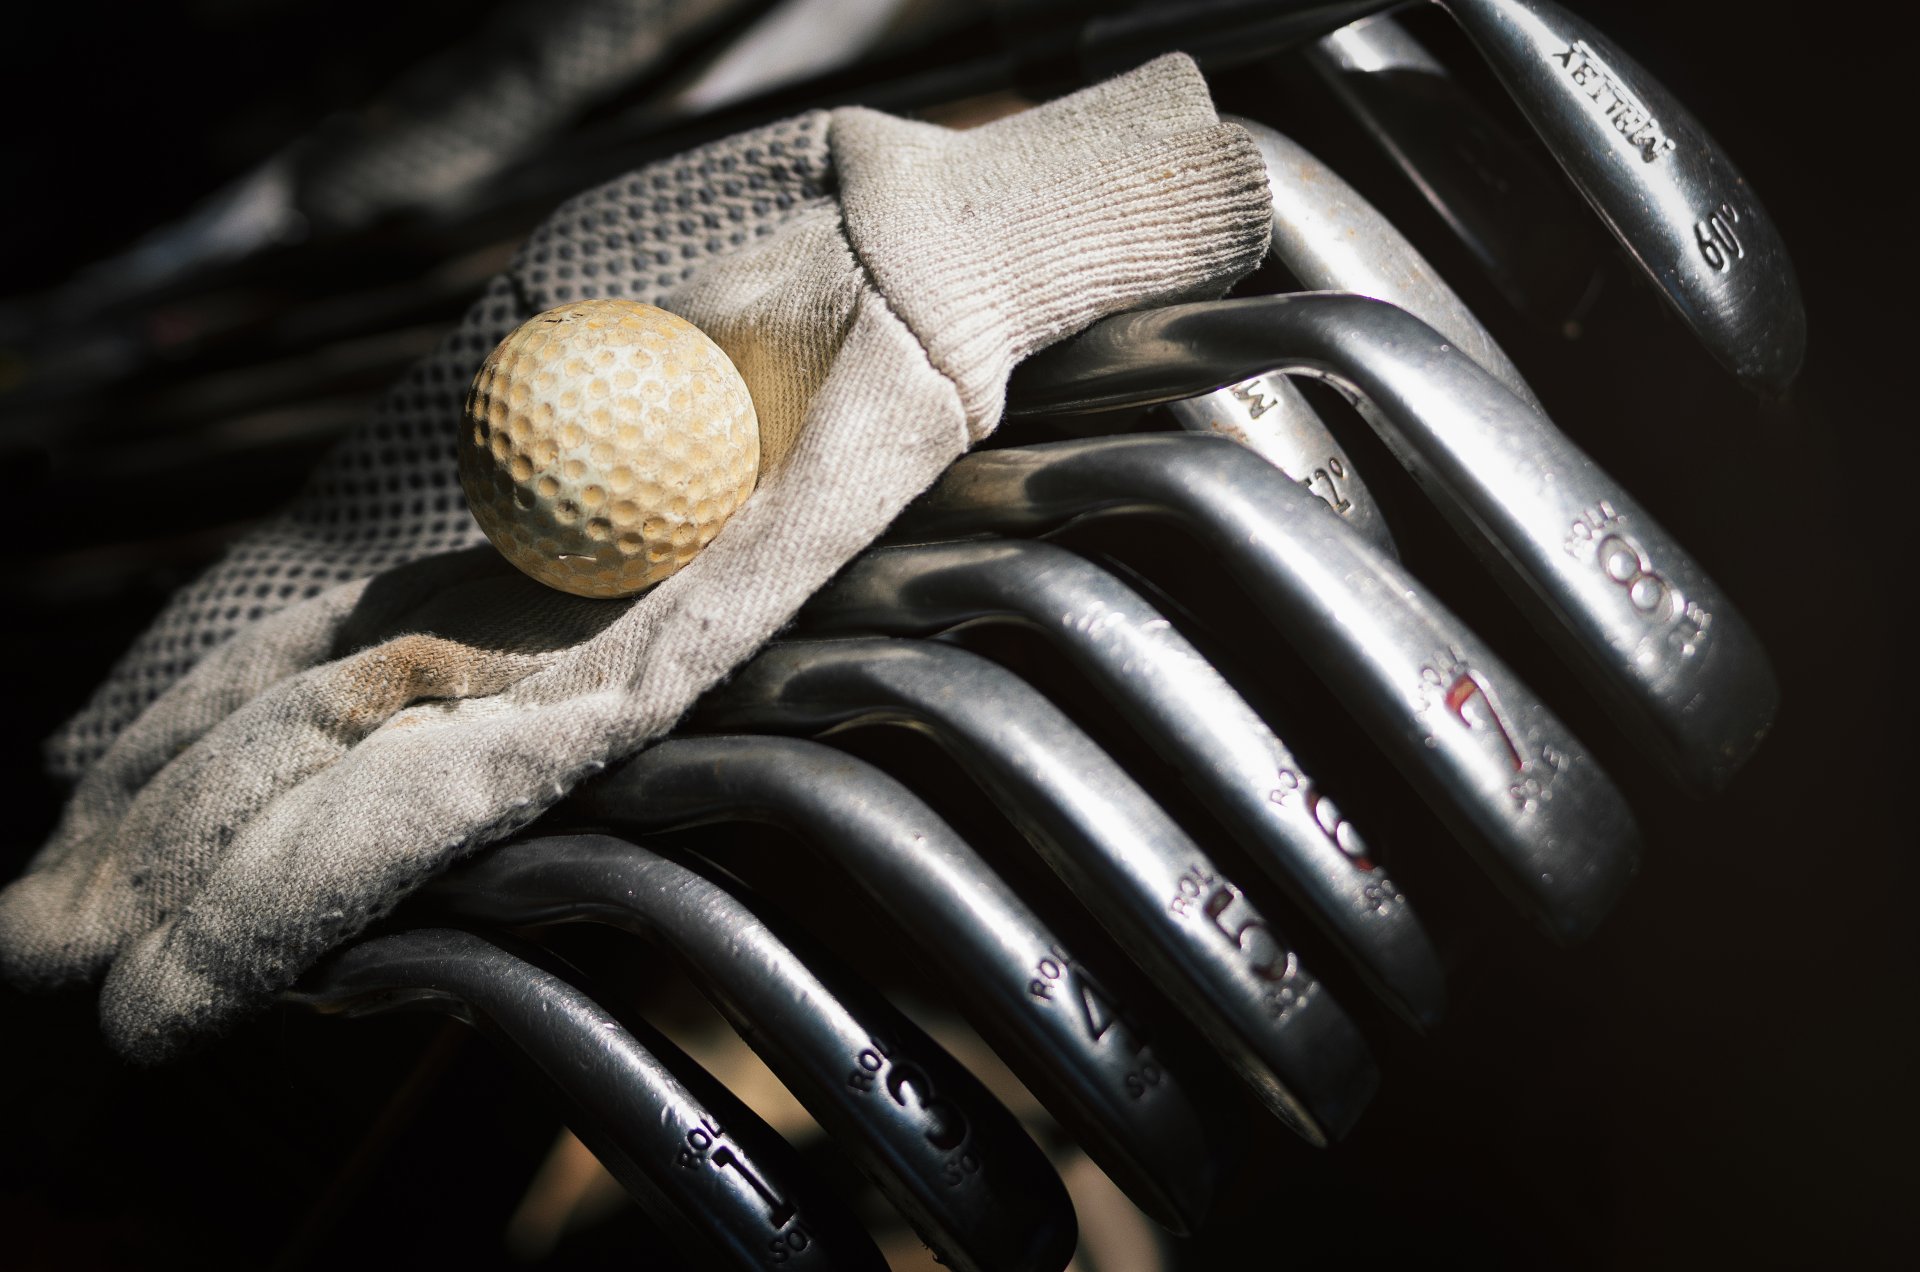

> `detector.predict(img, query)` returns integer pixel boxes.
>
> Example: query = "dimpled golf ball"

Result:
[459,298,759,598]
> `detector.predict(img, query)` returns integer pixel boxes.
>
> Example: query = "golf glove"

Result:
[0,54,1272,1061]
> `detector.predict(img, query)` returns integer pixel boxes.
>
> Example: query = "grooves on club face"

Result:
[285,928,888,1272]
[799,537,1448,1031]
[1008,298,1779,794]
[894,435,1642,942]
[690,636,1383,1146]
[1073,0,1805,390]
[561,733,1235,1236]
[423,835,1077,1272]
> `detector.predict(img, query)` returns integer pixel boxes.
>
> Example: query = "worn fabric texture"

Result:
[0,55,1272,1061]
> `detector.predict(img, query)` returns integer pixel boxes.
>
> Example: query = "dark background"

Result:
[1,2,1912,1268]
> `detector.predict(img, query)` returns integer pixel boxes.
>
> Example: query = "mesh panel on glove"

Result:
[47,112,838,781]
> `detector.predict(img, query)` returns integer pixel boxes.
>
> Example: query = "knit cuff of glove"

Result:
[837,54,1268,432]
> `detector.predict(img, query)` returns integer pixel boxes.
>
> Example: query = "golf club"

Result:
[424,833,1077,1272]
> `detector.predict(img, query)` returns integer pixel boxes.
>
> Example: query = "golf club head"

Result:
[896,434,1643,940]
[1009,295,1780,794]
[1438,0,1806,392]
[692,635,1384,1146]
[422,833,1078,1272]
[284,926,888,1271]
[1070,0,1806,391]
[1302,11,1609,329]
[561,733,1239,1235]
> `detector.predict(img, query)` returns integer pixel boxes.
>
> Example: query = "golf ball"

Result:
[459,298,759,598]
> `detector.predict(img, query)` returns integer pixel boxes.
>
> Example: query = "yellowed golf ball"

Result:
[459,298,759,598]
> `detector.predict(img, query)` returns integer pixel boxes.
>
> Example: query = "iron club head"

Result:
[284,927,888,1271]
[424,834,1078,1272]
[692,635,1382,1146]
[562,733,1237,1235]
[896,434,1643,940]
[1009,297,1780,794]
[800,537,1447,1031]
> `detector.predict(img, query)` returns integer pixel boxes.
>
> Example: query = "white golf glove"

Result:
[0,55,1272,1061]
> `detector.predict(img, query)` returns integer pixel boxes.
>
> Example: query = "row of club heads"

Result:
[291,402,1780,1268]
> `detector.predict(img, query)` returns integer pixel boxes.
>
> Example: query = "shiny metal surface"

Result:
[1010,297,1778,793]
[426,834,1075,1272]
[1304,13,1607,327]
[895,435,1641,941]
[801,538,1445,1029]
[1436,0,1805,390]
[691,636,1381,1146]
[1080,0,1806,389]
[1226,114,1540,409]
[1162,369,1393,555]
[564,733,1229,1236]
[1169,106,1553,556]
[285,927,886,1271]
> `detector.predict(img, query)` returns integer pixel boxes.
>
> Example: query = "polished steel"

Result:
[563,733,1230,1236]
[1170,107,1555,555]
[800,538,1446,1029]
[895,435,1641,939]
[1162,370,1392,555]
[1434,0,1805,390]
[285,928,887,1271]
[1304,13,1607,328]
[426,835,1074,1272]
[690,636,1381,1146]
[1078,0,1806,389]
[1226,114,1541,409]
[1009,298,1778,793]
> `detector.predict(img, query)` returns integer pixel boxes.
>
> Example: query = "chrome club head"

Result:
[563,733,1237,1235]
[425,834,1077,1272]
[1075,0,1806,390]
[285,927,889,1271]
[898,434,1643,939]
[1009,298,1779,794]
[692,635,1383,1146]
[1438,0,1805,391]
[800,537,1447,1030]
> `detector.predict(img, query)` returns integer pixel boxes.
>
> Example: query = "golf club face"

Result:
[1222,113,1540,409]
[1441,0,1805,390]
[1076,0,1803,389]
[1304,13,1609,328]
[692,636,1382,1145]
[895,435,1642,942]
[1008,295,1780,793]
[424,834,1077,1272]
[564,734,1235,1236]
[1163,373,1396,556]
[287,928,886,1272]
[800,537,1447,1031]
